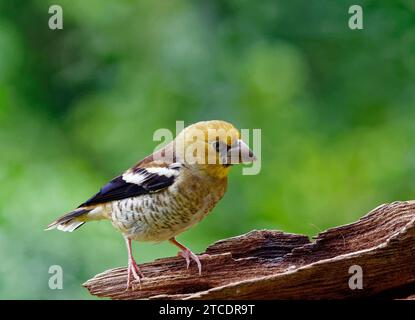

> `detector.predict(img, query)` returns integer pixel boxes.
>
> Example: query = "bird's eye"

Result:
[212,141,221,153]
[212,141,232,153]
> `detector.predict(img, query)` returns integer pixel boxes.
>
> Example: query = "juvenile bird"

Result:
[46,120,256,289]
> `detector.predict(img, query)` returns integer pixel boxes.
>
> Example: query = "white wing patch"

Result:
[122,171,149,185]
[168,163,182,170]
[145,167,178,177]
[122,164,181,185]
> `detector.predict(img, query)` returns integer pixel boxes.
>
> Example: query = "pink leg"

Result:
[169,237,202,275]
[125,238,144,290]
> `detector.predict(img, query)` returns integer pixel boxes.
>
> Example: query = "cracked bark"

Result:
[83,200,415,299]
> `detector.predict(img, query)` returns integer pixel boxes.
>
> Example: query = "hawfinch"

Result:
[47,120,256,289]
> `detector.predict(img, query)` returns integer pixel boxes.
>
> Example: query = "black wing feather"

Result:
[79,172,175,207]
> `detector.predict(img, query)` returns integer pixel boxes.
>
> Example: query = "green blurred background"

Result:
[0,0,414,299]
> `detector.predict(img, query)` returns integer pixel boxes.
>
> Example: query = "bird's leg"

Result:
[169,237,202,275]
[125,237,143,290]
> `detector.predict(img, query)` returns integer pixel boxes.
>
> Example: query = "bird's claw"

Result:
[178,249,202,275]
[178,251,190,269]
[126,258,144,290]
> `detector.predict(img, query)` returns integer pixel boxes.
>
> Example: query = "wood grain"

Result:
[83,200,415,299]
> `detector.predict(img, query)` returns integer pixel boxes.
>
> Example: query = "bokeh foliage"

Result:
[0,0,414,299]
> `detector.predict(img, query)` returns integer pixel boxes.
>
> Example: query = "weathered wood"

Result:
[83,201,415,299]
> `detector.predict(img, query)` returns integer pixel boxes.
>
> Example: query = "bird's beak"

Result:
[227,139,256,164]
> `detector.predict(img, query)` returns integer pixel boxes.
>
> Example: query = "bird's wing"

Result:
[78,155,182,207]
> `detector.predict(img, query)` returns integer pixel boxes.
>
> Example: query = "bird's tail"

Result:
[45,208,92,232]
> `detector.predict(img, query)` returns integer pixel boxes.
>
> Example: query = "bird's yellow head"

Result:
[174,120,256,179]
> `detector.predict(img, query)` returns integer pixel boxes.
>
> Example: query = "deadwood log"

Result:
[83,201,415,299]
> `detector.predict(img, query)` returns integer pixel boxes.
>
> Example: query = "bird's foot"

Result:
[169,237,202,275]
[126,258,144,290]
[178,248,202,275]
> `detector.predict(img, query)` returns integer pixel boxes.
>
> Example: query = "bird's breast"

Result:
[110,174,227,242]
